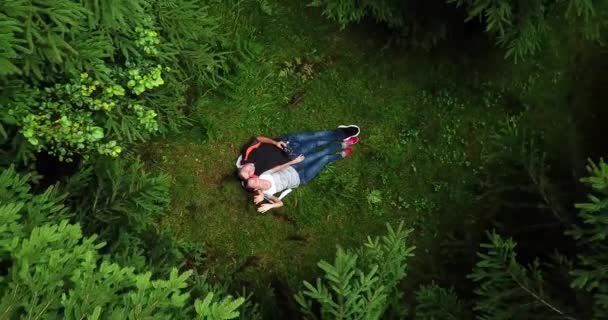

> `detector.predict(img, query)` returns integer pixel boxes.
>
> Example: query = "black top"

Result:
[241,138,291,175]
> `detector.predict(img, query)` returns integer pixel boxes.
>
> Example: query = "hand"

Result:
[257,203,274,213]
[293,154,305,164]
[254,193,264,204]
[276,141,288,150]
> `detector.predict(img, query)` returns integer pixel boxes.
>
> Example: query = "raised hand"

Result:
[254,193,264,204]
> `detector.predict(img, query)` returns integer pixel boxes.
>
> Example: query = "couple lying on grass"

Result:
[236,125,360,213]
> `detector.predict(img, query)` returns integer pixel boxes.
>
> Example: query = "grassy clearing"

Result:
[140,0,506,291]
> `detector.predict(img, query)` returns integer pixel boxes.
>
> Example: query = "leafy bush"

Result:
[0,0,245,165]
[295,223,415,319]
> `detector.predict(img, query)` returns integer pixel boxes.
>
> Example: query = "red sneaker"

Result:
[343,136,359,145]
[342,147,353,158]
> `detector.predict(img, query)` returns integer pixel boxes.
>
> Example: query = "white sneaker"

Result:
[338,125,360,139]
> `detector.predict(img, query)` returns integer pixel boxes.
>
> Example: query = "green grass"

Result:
[140,0,506,292]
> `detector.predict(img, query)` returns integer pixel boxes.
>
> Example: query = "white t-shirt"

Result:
[259,168,300,199]
[259,171,277,200]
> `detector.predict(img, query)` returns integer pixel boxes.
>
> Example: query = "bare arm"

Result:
[270,155,304,173]
[256,136,285,149]
[258,196,283,213]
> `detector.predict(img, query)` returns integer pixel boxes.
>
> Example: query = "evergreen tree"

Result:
[414,283,471,320]
[567,159,608,319]
[468,231,576,320]
[466,160,608,319]
[61,157,203,276]
[311,0,608,60]
[0,166,245,319]
[295,223,415,319]
[0,0,245,165]
[0,167,70,231]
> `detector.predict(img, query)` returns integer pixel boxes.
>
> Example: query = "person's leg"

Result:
[296,143,342,167]
[282,130,347,157]
[297,140,341,157]
[296,153,344,184]
[293,143,344,184]
[282,130,346,144]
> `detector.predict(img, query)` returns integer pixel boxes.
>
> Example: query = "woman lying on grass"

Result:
[246,128,359,213]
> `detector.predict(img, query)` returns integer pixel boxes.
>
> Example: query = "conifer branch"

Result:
[507,268,577,320]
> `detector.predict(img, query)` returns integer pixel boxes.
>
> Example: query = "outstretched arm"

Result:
[270,155,305,173]
[256,136,287,150]
[258,196,283,213]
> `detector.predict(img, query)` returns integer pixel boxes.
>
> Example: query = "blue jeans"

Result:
[280,130,347,158]
[292,143,343,184]
[281,130,346,184]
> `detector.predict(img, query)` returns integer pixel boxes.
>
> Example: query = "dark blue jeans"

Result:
[280,130,347,184]
[292,143,343,184]
[280,130,347,158]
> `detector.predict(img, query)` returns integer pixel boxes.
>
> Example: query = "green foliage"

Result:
[414,283,470,320]
[309,0,404,28]
[565,0,608,42]
[568,159,608,319]
[452,157,608,320]
[313,0,607,60]
[0,13,21,76]
[468,231,574,320]
[449,0,608,61]
[195,292,246,320]
[1,0,253,315]
[0,0,93,79]
[62,157,212,277]
[4,28,164,161]
[0,166,69,232]
[0,166,245,319]
[295,223,415,319]
[150,0,244,88]
[60,157,200,275]
[309,0,450,51]
[480,116,568,224]
[0,0,244,164]
[366,189,383,209]
[448,0,546,61]
[65,158,170,236]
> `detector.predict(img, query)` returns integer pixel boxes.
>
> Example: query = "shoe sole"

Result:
[338,125,360,138]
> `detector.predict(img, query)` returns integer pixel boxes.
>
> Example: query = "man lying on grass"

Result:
[238,126,360,213]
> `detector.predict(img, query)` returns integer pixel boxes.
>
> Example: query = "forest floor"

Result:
[140,0,519,293]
